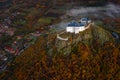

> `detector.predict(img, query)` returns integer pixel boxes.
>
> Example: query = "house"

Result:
[16,35,23,40]
[6,28,15,36]
[32,31,41,37]
[0,50,7,61]
[4,45,20,55]
[0,55,7,61]
[4,46,15,53]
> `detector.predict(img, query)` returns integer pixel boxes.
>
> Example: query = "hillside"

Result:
[0,23,120,80]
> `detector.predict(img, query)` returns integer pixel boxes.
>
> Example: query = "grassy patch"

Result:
[38,17,55,25]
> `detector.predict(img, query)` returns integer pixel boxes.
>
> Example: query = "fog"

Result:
[65,3,120,18]
[50,22,69,32]
[53,3,120,31]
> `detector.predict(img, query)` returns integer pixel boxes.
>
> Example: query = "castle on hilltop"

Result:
[57,18,92,41]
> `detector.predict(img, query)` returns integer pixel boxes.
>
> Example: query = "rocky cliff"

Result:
[56,24,114,54]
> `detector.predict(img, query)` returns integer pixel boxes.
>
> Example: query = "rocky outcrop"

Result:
[54,24,114,55]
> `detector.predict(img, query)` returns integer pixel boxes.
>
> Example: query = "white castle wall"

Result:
[66,26,85,34]
[66,27,74,33]
[74,26,85,34]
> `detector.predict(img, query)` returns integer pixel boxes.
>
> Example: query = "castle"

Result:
[66,18,91,34]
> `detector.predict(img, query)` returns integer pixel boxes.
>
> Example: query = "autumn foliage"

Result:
[0,35,120,80]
